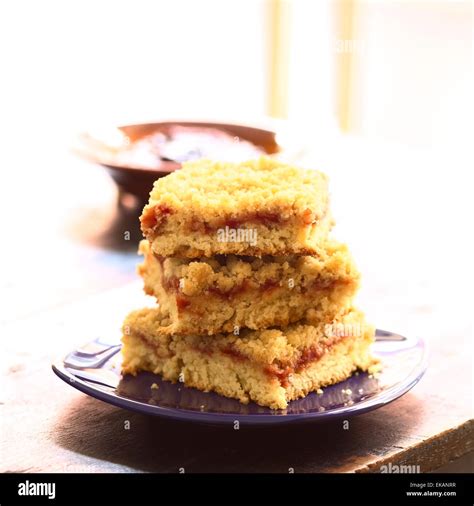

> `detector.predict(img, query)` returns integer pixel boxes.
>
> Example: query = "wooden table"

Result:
[1,139,472,473]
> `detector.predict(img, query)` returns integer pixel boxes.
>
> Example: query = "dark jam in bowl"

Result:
[77,121,280,200]
[114,125,266,171]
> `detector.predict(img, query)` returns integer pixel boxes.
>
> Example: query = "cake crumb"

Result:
[316,388,324,395]
[368,361,383,375]
[151,383,159,390]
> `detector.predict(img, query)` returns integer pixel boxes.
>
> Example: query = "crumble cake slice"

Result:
[137,240,360,335]
[140,157,332,258]
[121,306,377,409]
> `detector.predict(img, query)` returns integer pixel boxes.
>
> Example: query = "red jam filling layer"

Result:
[142,204,320,232]
[165,277,343,301]
[264,335,346,387]
[140,204,173,231]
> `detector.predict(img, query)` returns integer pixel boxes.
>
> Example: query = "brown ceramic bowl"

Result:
[74,120,285,201]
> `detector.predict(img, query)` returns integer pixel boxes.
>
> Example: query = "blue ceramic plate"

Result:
[52,329,427,425]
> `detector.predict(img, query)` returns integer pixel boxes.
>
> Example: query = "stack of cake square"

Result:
[121,157,376,409]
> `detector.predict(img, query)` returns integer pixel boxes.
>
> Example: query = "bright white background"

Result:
[0,0,472,337]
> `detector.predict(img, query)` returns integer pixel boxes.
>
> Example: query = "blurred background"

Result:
[0,0,472,343]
